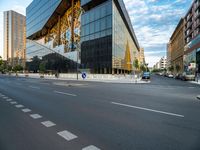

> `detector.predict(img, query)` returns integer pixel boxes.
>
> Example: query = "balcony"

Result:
[185,21,193,30]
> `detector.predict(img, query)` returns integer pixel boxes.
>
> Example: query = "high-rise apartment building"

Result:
[26,0,140,74]
[3,10,26,67]
[139,47,145,65]
[184,0,200,74]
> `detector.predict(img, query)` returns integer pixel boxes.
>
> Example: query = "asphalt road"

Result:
[0,74,200,150]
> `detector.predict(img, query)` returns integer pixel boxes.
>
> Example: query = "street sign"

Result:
[82,72,87,79]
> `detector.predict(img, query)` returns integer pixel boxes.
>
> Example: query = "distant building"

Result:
[166,41,172,69]
[170,18,185,74]
[3,10,26,67]
[184,0,200,74]
[139,47,145,65]
[153,56,167,70]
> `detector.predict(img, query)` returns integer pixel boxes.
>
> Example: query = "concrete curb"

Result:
[197,95,200,100]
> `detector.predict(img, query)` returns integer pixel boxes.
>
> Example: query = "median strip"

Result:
[111,102,184,118]
[54,90,77,97]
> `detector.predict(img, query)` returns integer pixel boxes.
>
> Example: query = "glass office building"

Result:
[81,0,140,74]
[26,0,140,74]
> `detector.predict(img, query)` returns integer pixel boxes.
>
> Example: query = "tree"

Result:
[175,64,181,73]
[39,62,46,74]
[13,65,23,73]
[0,56,3,73]
[168,66,174,73]
[0,56,3,66]
[133,59,139,71]
[140,64,146,72]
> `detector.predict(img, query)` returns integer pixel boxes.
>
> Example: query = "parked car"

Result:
[181,72,195,81]
[142,72,150,79]
[168,74,174,78]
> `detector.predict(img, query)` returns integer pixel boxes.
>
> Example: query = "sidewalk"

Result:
[13,73,150,84]
[188,79,200,85]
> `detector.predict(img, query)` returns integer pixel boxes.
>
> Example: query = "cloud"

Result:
[123,0,191,67]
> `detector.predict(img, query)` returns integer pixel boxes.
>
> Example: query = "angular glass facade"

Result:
[26,0,81,73]
[26,0,140,74]
[112,2,138,72]
[81,0,139,74]
[81,0,112,73]
[26,0,61,38]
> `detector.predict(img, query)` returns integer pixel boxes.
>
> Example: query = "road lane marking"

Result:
[54,90,77,97]
[57,130,78,141]
[6,98,12,102]
[21,108,31,113]
[2,96,8,99]
[111,102,184,118]
[10,101,17,104]
[41,121,56,127]
[15,104,24,108]
[30,114,42,119]
[188,87,195,89]
[29,86,40,89]
[82,145,101,150]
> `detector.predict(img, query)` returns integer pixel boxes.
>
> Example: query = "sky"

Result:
[0,0,192,67]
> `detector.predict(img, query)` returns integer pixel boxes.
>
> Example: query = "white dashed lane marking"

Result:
[57,130,78,141]
[10,101,17,104]
[41,121,56,127]
[82,145,101,150]
[30,114,42,119]
[54,90,77,97]
[15,104,24,108]
[29,86,40,89]
[21,108,32,113]
[6,98,12,102]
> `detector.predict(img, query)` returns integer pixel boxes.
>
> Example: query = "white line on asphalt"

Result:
[57,130,78,141]
[10,101,17,104]
[21,108,32,113]
[6,98,12,102]
[82,145,101,150]
[29,86,40,89]
[111,102,184,118]
[54,90,77,97]
[2,96,8,99]
[30,114,42,119]
[15,104,24,108]
[188,87,195,89]
[41,121,56,127]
